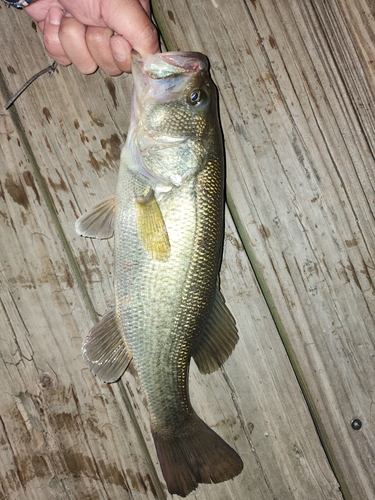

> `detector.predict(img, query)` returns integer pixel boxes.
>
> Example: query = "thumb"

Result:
[102,0,159,57]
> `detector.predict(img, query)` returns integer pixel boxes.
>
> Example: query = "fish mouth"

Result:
[132,51,207,79]
[131,51,208,104]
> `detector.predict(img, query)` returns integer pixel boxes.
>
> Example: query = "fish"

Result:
[76,51,243,497]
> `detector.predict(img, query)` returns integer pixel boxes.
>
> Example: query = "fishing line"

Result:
[4,61,58,109]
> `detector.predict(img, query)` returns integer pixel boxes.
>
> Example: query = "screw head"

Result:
[351,418,362,431]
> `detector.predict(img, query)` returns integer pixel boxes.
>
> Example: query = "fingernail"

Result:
[112,39,127,62]
[113,49,127,62]
[49,6,63,26]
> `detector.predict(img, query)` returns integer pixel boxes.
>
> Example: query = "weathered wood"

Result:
[0,0,371,498]
[153,0,375,498]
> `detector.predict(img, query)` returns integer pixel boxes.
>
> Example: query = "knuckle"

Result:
[86,28,112,48]
[141,23,158,43]
[106,67,123,76]
[81,65,99,75]
[59,22,80,40]
[43,31,59,50]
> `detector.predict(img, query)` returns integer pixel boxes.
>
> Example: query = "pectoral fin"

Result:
[135,190,170,261]
[75,196,116,239]
[192,289,239,374]
[82,309,131,383]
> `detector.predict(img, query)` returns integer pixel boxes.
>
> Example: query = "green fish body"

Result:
[76,52,243,497]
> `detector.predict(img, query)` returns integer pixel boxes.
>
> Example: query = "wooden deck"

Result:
[1,0,374,498]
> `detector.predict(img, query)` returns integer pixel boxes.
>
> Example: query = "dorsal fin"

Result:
[192,289,239,374]
[82,309,132,383]
[75,196,116,239]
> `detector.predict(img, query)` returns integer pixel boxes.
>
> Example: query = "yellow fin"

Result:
[135,190,170,261]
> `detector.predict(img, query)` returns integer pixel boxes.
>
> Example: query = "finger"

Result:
[24,1,63,23]
[43,6,71,65]
[110,35,133,73]
[139,0,151,16]
[59,17,98,74]
[86,27,123,76]
[103,0,160,57]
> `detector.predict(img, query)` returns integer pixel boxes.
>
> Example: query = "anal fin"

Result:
[75,195,116,239]
[82,309,131,383]
[192,288,239,374]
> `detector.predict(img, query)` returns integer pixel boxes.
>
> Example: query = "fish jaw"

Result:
[131,51,208,101]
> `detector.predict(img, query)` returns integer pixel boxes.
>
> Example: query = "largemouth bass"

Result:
[76,51,243,497]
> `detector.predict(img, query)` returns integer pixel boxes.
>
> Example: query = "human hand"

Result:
[25,0,159,75]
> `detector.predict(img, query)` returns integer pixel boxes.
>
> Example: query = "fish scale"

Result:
[76,51,243,497]
[117,177,205,425]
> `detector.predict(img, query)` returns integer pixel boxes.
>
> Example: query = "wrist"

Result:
[1,0,37,8]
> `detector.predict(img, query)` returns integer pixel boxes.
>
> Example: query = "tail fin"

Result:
[152,415,243,497]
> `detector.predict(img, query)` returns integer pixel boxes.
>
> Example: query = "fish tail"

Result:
[152,415,243,497]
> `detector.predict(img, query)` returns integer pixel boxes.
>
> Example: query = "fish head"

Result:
[130,52,220,187]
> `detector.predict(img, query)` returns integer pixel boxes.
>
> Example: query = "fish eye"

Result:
[190,90,201,104]
[188,89,208,107]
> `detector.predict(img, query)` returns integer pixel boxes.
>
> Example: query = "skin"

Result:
[24,0,160,75]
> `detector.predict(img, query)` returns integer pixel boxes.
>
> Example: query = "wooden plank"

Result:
[1,4,341,500]
[153,0,375,498]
